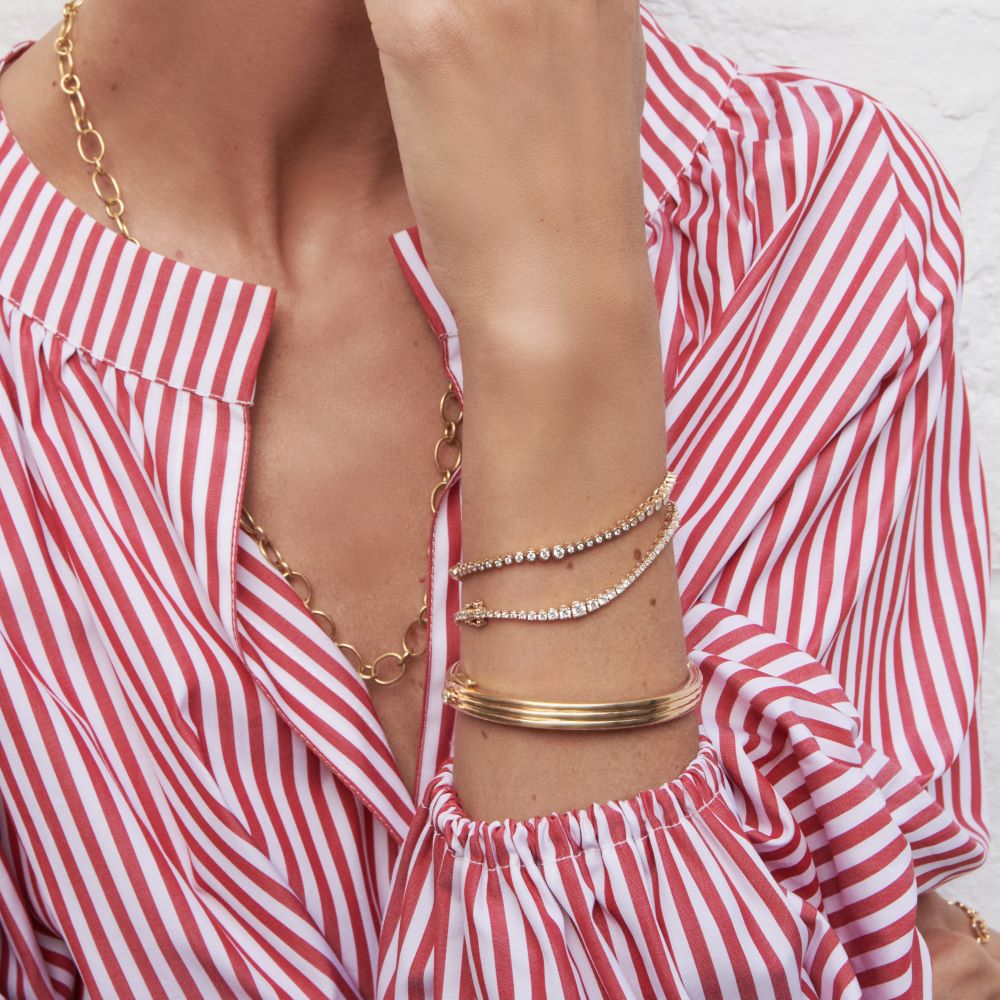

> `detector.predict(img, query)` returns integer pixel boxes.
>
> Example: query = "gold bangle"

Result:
[442,659,702,730]
[449,470,677,580]
[949,899,992,945]
[454,500,680,627]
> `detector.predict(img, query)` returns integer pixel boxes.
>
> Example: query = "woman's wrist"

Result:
[458,275,664,508]
[454,270,685,699]
[457,254,660,389]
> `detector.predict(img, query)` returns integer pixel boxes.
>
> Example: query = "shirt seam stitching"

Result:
[0,290,251,406]
[648,61,741,218]
[434,782,725,870]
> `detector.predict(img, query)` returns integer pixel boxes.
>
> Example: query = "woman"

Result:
[0,0,993,995]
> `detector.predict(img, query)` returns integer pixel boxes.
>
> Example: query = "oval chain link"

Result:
[239,386,461,685]
[55,0,464,684]
[56,1,137,244]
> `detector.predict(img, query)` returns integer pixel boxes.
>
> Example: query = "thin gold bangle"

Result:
[442,659,702,730]
[449,470,677,580]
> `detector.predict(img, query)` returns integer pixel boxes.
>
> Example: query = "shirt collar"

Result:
[0,16,736,407]
[0,42,416,407]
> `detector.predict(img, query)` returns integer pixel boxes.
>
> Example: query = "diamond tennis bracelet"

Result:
[448,470,677,580]
[454,499,680,626]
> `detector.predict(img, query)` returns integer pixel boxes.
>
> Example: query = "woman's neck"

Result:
[0,0,409,281]
[95,0,397,175]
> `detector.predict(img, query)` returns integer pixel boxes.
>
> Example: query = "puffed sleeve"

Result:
[376,60,990,1000]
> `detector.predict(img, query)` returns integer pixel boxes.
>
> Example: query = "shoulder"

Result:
[637,6,960,234]
[637,6,962,325]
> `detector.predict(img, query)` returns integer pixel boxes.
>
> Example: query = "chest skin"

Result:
[241,245,454,802]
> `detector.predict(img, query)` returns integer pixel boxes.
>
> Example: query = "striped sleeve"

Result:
[375,66,990,999]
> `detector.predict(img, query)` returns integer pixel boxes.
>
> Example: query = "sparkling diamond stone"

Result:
[527,611,537,621]
[566,544,576,554]
[517,610,528,620]
[615,584,624,594]
[586,538,594,547]
[655,499,663,509]
[586,598,600,612]
[571,601,587,617]
[559,606,572,619]
[613,528,621,537]
[637,512,645,521]
[504,555,513,565]
[629,573,636,582]
[622,523,630,532]
[494,559,504,568]
[595,535,604,544]
[604,531,613,540]
[630,518,638,528]
[527,550,537,561]
[598,594,609,606]
[553,545,565,559]
[547,608,559,620]
[515,551,525,562]
[539,548,551,560]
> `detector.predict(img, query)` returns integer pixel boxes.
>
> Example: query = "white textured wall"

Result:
[1,1,998,911]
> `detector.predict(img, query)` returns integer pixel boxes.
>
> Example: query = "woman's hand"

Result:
[917,890,1000,998]
[361,0,651,336]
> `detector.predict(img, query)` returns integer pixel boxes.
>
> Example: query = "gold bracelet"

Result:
[443,659,702,730]
[449,471,677,580]
[950,899,992,945]
[454,501,680,627]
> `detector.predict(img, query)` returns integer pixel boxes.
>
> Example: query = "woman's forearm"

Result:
[452,262,700,822]
[356,0,694,823]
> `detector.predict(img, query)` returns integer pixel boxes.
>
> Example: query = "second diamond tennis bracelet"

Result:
[448,470,677,580]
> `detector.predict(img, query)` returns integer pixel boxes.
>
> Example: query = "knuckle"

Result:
[372,1,469,63]
[488,0,538,34]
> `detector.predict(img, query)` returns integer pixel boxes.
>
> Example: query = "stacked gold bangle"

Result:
[443,469,702,731]
[443,659,701,730]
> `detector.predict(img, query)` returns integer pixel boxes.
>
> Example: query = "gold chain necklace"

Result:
[54,0,463,685]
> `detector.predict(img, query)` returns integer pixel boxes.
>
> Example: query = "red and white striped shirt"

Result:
[0,7,991,998]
